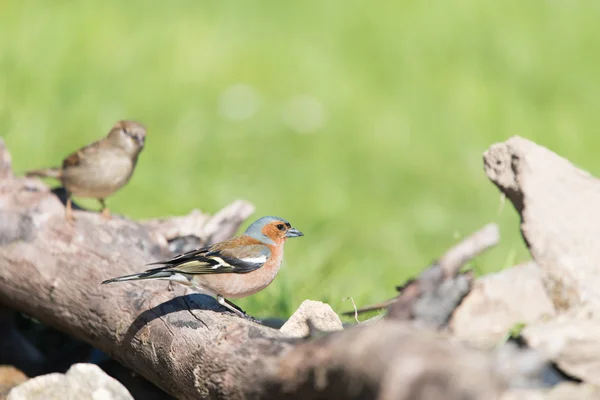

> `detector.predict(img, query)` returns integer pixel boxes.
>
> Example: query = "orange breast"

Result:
[192,245,284,299]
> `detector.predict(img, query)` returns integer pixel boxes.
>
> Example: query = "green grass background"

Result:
[2,1,600,319]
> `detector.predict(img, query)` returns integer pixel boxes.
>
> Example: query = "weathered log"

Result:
[0,138,511,399]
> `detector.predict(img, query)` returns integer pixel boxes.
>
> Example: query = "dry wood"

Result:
[0,139,508,399]
[437,223,499,279]
[346,223,499,328]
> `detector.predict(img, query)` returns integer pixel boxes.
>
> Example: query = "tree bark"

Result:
[0,138,507,399]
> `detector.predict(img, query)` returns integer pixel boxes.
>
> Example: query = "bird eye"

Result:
[276,224,285,231]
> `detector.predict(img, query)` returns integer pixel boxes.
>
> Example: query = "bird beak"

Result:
[136,135,145,147]
[285,228,304,238]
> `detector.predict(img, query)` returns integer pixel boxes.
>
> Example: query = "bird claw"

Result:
[216,295,260,322]
[65,198,76,222]
[101,208,112,220]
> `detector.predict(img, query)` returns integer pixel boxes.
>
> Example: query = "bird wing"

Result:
[62,137,117,169]
[145,239,271,275]
[62,149,85,169]
[62,140,101,169]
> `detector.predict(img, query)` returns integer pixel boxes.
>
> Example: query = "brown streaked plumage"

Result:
[26,120,146,221]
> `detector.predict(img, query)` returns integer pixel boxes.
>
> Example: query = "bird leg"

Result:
[65,196,76,222]
[216,295,247,317]
[99,199,111,220]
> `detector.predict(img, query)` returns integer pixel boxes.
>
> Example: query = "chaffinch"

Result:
[26,120,147,221]
[102,216,303,316]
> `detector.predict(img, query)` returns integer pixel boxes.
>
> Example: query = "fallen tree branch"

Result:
[437,223,500,279]
[346,224,500,328]
[0,139,512,399]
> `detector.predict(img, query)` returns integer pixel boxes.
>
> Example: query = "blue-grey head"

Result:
[244,216,304,245]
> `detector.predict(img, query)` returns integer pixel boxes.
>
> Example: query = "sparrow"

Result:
[102,216,304,317]
[26,120,146,221]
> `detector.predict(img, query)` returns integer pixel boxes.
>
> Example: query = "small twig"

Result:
[342,298,397,317]
[344,223,500,321]
[342,297,359,323]
[437,223,500,279]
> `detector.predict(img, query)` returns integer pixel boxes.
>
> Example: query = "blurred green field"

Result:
[2,1,600,319]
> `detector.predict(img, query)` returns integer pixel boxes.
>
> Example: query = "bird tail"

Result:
[101,269,175,285]
[26,167,62,180]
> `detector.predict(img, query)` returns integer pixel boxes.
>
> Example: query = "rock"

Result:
[545,383,600,399]
[484,136,600,312]
[499,388,545,400]
[521,312,600,386]
[280,300,343,337]
[500,383,600,400]
[450,262,556,347]
[0,366,27,400]
[7,363,133,400]
[493,341,565,390]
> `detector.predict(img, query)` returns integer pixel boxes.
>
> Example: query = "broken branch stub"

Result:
[387,223,499,326]
[347,223,499,329]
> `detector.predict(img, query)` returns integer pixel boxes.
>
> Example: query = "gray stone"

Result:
[8,363,133,400]
[280,300,343,337]
[500,383,600,400]
[522,312,600,386]
[450,262,556,347]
